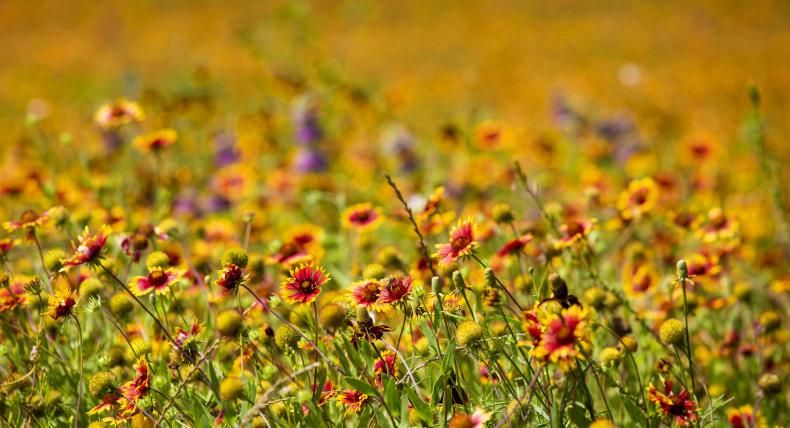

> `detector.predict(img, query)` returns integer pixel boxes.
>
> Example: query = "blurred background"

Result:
[2,0,790,140]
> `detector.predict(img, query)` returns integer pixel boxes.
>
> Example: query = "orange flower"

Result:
[435,218,478,265]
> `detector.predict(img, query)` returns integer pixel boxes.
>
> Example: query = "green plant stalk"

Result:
[680,278,697,398]
[70,314,83,428]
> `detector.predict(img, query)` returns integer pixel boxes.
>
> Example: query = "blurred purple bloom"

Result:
[291,94,322,146]
[294,148,328,173]
[214,131,239,167]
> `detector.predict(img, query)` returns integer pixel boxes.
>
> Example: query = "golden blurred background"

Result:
[1,0,789,156]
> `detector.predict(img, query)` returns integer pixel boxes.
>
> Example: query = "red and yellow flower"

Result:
[131,267,183,296]
[617,177,659,220]
[337,389,368,414]
[46,288,78,320]
[647,380,698,427]
[436,218,478,265]
[350,279,383,310]
[94,98,144,129]
[282,263,330,304]
[342,203,383,231]
[378,275,413,305]
[531,305,594,371]
[60,226,110,271]
[132,128,177,153]
[214,263,248,294]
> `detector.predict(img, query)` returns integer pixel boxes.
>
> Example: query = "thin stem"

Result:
[71,314,84,428]
[681,278,697,397]
[385,175,437,278]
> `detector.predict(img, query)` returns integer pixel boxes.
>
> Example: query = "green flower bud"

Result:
[677,260,689,280]
[484,268,496,289]
[452,271,466,290]
[431,276,442,295]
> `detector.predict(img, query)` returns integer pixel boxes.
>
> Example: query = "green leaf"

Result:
[344,376,378,398]
[384,376,399,409]
[623,395,647,426]
[407,387,431,422]
[567,401,591,428]
[333,341,352,375]
[441,339,456,374]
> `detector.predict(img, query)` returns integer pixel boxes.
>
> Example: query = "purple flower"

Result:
[294,148,328,173]
[291,94,323,146]
[213,131,239,167]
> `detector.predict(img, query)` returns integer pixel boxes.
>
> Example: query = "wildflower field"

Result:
[1,1,789,427]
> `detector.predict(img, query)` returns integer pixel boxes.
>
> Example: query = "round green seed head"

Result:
[757,373,781,395]
[88,371,116,397]
[44,249,68,273]
[109,293,135,317]
[619,335,638,353]
[492,203,515,224]
[456,320,484,347]
[221,247,249,269]
[79,278,104,298]
[659,319,686,346]
[216,310,243,337]
[676,260,689,279]
[598,347,622,367]
[219,377,245,401]
[145,251,171,270]
[584,287,607,309]
[759,311,781,333]
[362,263,386,280]
[274,324,300,350]
[128,338,151,358]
